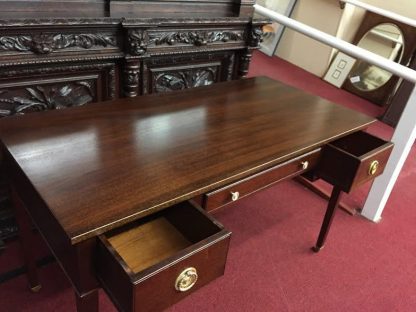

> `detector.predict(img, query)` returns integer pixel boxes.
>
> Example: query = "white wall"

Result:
[272,0,416,77]
[275,0,343,76]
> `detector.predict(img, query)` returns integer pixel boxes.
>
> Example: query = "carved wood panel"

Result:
[0,80,95,117]
[142,52,235,95]
[152,65,219,93]
[0,33,118,55]
[127,26,246,56]
[0,62,119,117]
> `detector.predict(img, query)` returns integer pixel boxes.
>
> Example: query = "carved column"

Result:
[123,29,148,97]
[237,50,253,78]
[123,61,140,97]
[237,24,264,79]
[227,54,236,81]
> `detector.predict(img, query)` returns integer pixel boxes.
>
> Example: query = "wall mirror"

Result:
[349,23,404,92]
[343,11,416,107]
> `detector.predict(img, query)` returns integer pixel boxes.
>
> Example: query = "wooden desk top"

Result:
[0,77,375,244]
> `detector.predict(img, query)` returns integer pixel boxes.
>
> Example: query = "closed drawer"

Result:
[125,24,247,57]
[146,27,246,52]
[0,29,120,64]
[203,149,321,212]
[317,131,393,193]
[97,201,231,312]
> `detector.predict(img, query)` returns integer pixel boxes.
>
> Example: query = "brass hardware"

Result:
[30,285,42,293]
[301,161,309,170]
[368,160,379,176]
[231,191,240,201]
[175,267,198,292]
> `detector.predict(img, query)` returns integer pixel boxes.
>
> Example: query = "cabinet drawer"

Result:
[97,201,231,312]
[203,149,321,212]
[125,26,246,57]
[317,131,393,193]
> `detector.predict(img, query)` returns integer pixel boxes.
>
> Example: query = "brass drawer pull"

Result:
[230,191,240,201]
[368,160,379,176]
[301,161,309,170]
[175,267,198,292]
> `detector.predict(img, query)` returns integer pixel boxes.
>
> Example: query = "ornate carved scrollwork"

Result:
[150,31,207,46]
[207,31,244,43]
[154,68,218,93]
[0,33,117,55]
[128,30,148,56]
[0,81,95,117]
[148,30,244,47]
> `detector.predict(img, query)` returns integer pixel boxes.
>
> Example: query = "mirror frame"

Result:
[342,11,416,107]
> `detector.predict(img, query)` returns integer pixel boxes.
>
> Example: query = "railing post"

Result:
[361,87,416,221]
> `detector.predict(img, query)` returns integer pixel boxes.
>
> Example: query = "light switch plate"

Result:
[323,52,357,88]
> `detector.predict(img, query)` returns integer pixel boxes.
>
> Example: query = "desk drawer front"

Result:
[317,131,393,193]
[97,202,231,312]
[203,149,321,212]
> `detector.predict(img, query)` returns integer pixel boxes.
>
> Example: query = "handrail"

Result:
[253,4,416,83]
[339,0,416,28]
[253,4,416,222]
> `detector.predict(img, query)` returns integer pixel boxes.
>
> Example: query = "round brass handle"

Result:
[175,267,198,292]
[230,191,240,201]
[368,160,379,176]
[301,161,309,170]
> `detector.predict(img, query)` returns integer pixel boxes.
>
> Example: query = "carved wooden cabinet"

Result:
[0,19,123,117]
[122,18,262,96]
[0,19,263,113]
[0,0,266,242]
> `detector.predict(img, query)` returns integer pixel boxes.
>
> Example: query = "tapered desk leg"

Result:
[312,186,343,253]
[11,186,41,292]
[75,290,99,312]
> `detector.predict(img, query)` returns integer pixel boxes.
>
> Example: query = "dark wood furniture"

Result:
[0,18,263,115]
[313,131,393,251]
[0,0,267,242]
[0,77,393,311]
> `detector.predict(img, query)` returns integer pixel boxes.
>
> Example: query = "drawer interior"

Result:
[103,202,222,275]
[329,131,388,157]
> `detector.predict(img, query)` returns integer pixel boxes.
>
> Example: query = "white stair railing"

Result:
[254,4,416,222]
[339,0,416,28]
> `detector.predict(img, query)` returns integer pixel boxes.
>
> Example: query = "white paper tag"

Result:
[350,76,361,83]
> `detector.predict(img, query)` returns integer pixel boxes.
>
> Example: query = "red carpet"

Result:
[1,51,416,311]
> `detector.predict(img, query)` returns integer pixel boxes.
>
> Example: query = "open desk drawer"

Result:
[97,202,231,312]
[317,131,393,193]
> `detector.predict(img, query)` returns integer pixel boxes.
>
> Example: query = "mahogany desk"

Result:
[0,77,392,311]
